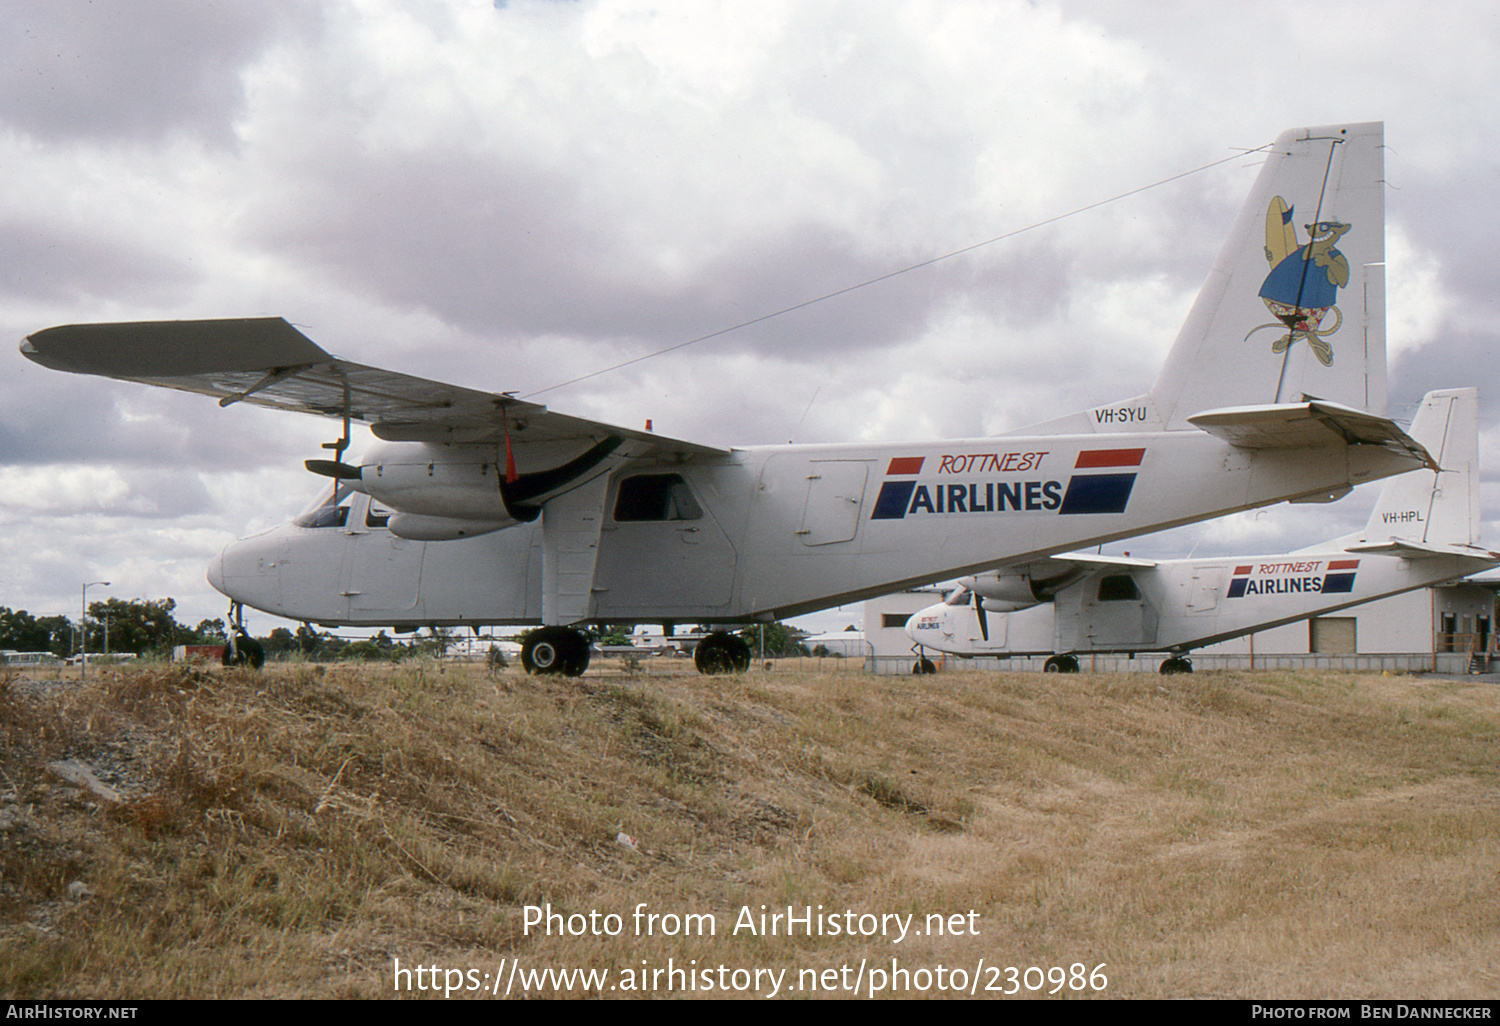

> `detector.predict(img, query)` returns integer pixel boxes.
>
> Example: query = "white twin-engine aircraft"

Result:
[22,122,1438,676]
[906,387,1498,674]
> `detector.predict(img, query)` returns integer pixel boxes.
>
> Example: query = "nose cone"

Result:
[904,603,944,646]
[206,546,227,596]
[207,530,286,615]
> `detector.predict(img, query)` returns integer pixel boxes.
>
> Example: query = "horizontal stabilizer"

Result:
[1342,539,1500,563]
[1187,400,1436,469]
[21,318,729,458]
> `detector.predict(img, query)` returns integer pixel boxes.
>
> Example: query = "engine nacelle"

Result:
[359,442,509,521]
[318,436,627,539]
[959,570,1045,611]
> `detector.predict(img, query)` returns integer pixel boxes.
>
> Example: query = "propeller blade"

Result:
[305,459,362,480]
[973,591,989,642]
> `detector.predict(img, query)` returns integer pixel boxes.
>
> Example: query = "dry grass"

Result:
[1,660,1498,999]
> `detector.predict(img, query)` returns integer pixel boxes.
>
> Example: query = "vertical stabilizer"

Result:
[1351,388,1480,547]
[1149,123,1387,427]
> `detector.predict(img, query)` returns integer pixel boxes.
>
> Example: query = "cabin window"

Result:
[1097,575,1140,602]
[613,474,703,522]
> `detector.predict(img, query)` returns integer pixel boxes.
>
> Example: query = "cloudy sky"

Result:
[2,0,1497,636]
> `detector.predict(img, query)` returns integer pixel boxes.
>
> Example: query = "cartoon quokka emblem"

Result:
[1248,196,1350,366]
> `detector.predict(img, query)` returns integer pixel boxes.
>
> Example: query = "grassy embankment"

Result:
[2,658,1497,999]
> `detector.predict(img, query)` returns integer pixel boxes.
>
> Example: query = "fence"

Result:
[867,651,1476,676]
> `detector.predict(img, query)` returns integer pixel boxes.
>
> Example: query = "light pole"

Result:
[80,580,109,680]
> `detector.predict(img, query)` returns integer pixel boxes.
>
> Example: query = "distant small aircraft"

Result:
[906,388,1497,673]
[23,122,1434,676]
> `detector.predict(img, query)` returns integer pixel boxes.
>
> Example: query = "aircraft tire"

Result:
[222,634,265,670]
[1043,655,1080,673]
[523,627,590,676]
[1159,656,1193,675]
[694,631,750,675]
[913,658,937,675]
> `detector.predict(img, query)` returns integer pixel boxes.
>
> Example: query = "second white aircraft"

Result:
[906,388,1497,673]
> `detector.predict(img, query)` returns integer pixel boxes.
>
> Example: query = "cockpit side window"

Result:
[943,587,972,607]
[294,483,354,529]
[613,474,703,522]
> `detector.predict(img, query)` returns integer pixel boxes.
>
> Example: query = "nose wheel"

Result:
[221,601,265,669]
[1159,656,1194,674]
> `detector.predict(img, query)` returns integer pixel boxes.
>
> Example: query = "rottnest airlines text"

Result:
[937,451,1048,474]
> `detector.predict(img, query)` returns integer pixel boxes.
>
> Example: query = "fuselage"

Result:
[210,428,1418,628]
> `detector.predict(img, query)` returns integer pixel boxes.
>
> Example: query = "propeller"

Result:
[305,459,361,480]
[972,590,989,642]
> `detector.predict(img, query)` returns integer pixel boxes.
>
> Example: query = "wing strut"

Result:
[322,373,354,466]
[542,473,612,626]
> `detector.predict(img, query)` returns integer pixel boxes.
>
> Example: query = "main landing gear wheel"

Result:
[1043,654,1079,673]
[522,627,591,677]
[1159,656,1194,675]
[222,632,265,670]
[913,657,937,675]
[694,631,751,675]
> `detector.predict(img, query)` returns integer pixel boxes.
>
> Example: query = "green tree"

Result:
[596,624,635,646]
[343,639,386,661]
[262,627,298,657]
[0,607,54,652]
[87,597,191,656]
[736,621,809,658]
[38,615,75,658]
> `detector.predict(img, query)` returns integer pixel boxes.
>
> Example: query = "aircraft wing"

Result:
[20,318,730,457]
[1046,551,1159,569]
[1187,400,1438,470]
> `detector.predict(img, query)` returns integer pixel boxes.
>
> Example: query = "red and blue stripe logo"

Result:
[1058,448,1142,515]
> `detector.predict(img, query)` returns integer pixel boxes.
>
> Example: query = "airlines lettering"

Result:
[937,451,1048,474]
[1381,510,1424,524]
[1237,577,1327,596]
[907,480,1063,514]
[1093,407,1149,425]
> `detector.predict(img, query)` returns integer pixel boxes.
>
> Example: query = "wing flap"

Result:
[1187,399,1437,469]
[21,317,729,457]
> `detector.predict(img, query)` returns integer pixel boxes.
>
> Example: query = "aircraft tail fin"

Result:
[1018,123,1387,438]
[1150,122,1386,427]
[1351,388,1481,548]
